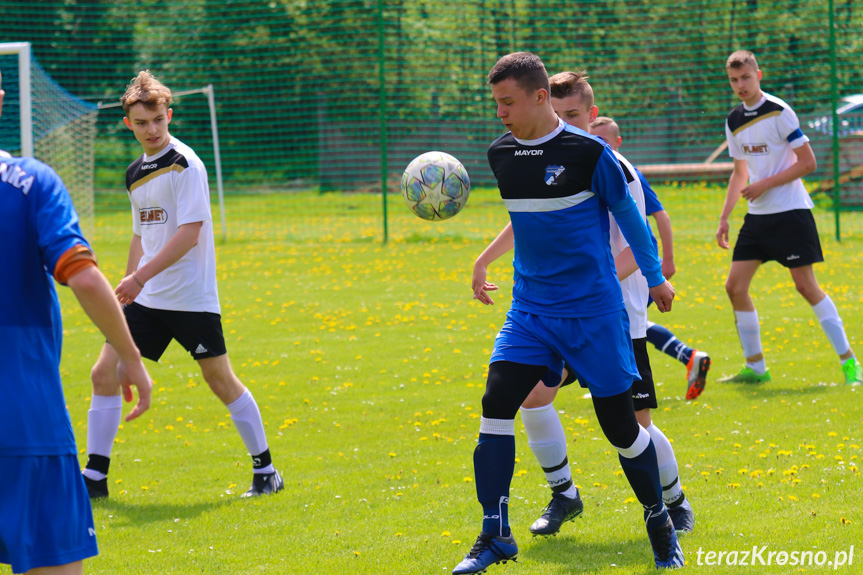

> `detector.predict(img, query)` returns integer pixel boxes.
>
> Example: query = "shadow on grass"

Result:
[522,534,664,573]
[720,381,836,398]
[91,496,236,526]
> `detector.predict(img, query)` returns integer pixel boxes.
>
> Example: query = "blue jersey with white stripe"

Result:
[0,153,88,456]
[488,121,659,318]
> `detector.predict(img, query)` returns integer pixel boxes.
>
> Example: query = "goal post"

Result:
[0,41,98,226]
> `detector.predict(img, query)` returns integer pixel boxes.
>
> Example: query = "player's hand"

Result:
[716,219,730,250]
[472,262,498,305]
[649,280,675,313]
[661,259,676,280]
[116,356,152,422]
[115,273,144,305]
[740,182,766,201]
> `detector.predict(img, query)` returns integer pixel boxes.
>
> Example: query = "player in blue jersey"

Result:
[82,71,282,500]
[0,70,153,575]
[504,72,692,540]
[717,50,861,386]
[451,53,683,575]
[591,116,711,400]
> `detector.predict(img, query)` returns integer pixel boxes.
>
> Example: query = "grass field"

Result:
[17,185,863,574]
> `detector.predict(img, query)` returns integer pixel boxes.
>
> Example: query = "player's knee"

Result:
[725,278,744,300]
[794,280,822,303]
[90,362,118,395]
[481,389,516,419]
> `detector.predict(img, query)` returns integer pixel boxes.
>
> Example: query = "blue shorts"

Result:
[490,308,638,398]
[0,454,98,573]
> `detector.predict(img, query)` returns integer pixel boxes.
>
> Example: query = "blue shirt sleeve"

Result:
[33,160,89,275]
[608,195,664,287]
[637,168,664,215]
[590,146,630,207]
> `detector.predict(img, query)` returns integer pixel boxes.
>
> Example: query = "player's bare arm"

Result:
[614,247,638,281]
[651,209,675,279]
[115,221,204,305]
[739,142,817,201]
[67,265,152,421]
[472,222,514,305]
[717,159,749,249]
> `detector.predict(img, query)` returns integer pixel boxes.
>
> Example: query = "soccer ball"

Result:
[400,151,470,221]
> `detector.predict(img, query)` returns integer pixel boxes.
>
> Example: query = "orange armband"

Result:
[54,244,98,285]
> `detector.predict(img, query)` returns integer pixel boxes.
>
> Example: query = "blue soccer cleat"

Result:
[452,531,518,574]
[647,514,685,569]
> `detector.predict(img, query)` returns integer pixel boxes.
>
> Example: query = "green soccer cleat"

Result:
[842,357,863,386]
[717,366,771,384]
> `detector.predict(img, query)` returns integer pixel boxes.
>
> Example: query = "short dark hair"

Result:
[549,70,593,107]
[488,52,549,94]
[726,50,758,71]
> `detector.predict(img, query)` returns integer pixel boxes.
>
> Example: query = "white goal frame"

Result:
[1,41,227,241]
[0,42,34,157]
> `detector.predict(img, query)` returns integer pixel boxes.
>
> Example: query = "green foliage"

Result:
[2,0,861,195]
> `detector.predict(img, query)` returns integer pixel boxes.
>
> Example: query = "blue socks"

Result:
[474,432,515,537]
[646,322,693,366]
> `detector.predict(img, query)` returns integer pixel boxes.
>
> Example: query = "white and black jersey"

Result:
[608,151,649,339]
[126,137,219,313]
[725,92,813,215]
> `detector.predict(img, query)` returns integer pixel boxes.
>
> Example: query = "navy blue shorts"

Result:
[123,302,227,361]
[491,308,638,398]
[0,454,98,573]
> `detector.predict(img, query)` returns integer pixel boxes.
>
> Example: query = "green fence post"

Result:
[828,0,841,241]
[378,0,389,243]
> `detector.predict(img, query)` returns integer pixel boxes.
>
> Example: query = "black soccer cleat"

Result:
[667,498,695,534]
[529,492,584,536]
[241,469,284,497]
[83,475,109,500]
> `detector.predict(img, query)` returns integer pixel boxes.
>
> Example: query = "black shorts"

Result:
[732,209,824,268]
[560,338,656,410]
[122,302,227,361]
[630,337,657,411]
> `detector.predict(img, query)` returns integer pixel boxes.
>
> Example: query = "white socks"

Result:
[812,295,852,359]
[646,423,683,505]
[227,390,273,473]
[84,394,123,481]
[521,404,577,499]
[735,310,766,373]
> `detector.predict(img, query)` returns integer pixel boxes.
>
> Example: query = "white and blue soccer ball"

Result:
[400,151,470,221]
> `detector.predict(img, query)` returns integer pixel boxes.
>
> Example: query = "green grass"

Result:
[18,185,863,574]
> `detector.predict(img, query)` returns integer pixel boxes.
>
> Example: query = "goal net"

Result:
[0,42,98,225]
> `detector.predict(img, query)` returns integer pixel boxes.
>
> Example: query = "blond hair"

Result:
[120,70,172,115]
[726,50,758,71]
[590,116,620,140]
[549,70,593,108]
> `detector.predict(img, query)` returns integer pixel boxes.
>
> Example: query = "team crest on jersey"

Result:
[742,143,769,155]
[545,165,566,186]
[139,207,168,224]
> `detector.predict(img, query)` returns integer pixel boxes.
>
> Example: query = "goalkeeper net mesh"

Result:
[0,51,98,226]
